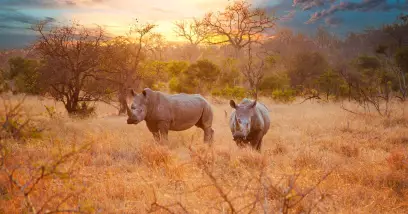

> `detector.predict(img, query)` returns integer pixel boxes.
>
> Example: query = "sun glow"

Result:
[59,0,234,42]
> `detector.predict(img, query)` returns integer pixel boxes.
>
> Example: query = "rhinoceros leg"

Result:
[203,127,214,144]
[152,132,160,142]
[196,105,214,144]
[255,139,262,151]
[146,121,161,143]
[158,121,169,144]
[250,132,264,151]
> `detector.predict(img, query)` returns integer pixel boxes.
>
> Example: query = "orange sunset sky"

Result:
[49,0,268,41]
[1,0,407,49]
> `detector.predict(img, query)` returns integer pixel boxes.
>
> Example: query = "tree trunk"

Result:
[248,81,258,100]
[65,98,79,114]
[119,103,127,115]
[401,72,407,100]
[64,89,82,114]
[118,87,128,115]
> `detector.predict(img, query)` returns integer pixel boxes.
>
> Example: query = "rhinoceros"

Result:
[229,98,270,151]
[124,88,214,144]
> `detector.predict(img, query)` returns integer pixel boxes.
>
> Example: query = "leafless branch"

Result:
[202,0,277,51]
[173,18,209,45]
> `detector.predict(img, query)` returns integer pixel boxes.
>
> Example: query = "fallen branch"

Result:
[298,95,321,104]
[340,103,363,115]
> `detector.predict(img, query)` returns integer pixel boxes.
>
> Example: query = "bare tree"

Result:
[241,42,268,99]
[0,144,89,214]
[383,14,408,49]
[202,0,277,54]
[375,45,407,101]
[100,22,156,115]
[32,20,109,114]
[173,19,209,46]
[145,145,333,213]
[145,32,167,61]
[0,95,89,214]
[380,15,408,100]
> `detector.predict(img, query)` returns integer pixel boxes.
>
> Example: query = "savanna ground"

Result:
[1,94,408,213]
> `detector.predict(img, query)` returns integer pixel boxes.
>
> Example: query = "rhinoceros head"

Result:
[126,88,150,125]
[229,99,257,140]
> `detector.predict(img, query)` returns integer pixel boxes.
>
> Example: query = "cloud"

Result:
[306,0,408,23]
[0,0,106,8]
[44,17,56,22]
[0,8,56,24]
[0,8,56,36]
[280,10,297,22]
[325,16,343,26]
[0,0,68,8]
[264,0,294,15]
[0,9,39,24]
[293,0,336,11]
[0,25,28,30]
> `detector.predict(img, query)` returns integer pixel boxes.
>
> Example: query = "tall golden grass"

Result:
[1,94,408,213]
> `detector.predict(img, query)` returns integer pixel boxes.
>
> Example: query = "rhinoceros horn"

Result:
[120,95,132,117]
[125,101,132,117]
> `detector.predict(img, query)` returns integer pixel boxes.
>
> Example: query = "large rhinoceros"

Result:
[229,98,270,151]
[123,88,214,144]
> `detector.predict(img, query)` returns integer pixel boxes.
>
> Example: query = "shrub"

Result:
[315,69,348,100]
[169,60,220,94]
[288,52,329,88]
[44,104,62,119]
[169,76,197,93]
[0,70,6,93]
[259,73,291,93]
[218,58,241,87]
[71,102,96,119]
[7,57,42,94]
[167,60,189,77]
[225,86,247,99]
[0,138,90,213]
[271,89,296,103]
[211,86,247,99]
[396,47,408,73]
[211,89,222,97]
[0,95,43,140]
[385,149,408,195]
[151,81,167,91]
[169,77,180,93]
[183,59,220,93]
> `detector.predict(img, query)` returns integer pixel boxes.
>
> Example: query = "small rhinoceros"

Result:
[124,88,214,144]
[229,98,270,151]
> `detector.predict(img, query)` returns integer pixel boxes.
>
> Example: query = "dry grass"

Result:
[1,94,408,213]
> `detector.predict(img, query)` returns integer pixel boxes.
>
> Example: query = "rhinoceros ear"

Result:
[130,89,136,97]
[142,88,153,97]
[229,100,236,109]
[249,100,257,108]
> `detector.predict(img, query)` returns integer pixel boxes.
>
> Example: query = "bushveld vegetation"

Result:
[1,0,408,213]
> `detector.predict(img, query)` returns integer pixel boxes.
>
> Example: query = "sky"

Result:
[0,0,407,49]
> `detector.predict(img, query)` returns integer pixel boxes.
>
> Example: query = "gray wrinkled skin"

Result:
[229,98,270,151]
[125,88,214,144]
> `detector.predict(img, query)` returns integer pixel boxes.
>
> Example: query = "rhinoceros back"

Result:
[167,94,213,131]
[256,102,270,135]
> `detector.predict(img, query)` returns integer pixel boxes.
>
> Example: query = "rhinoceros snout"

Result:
[233,132,246,140]
[127,118,140,124]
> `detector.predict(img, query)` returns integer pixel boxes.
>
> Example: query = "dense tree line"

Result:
[0,0,406,116]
